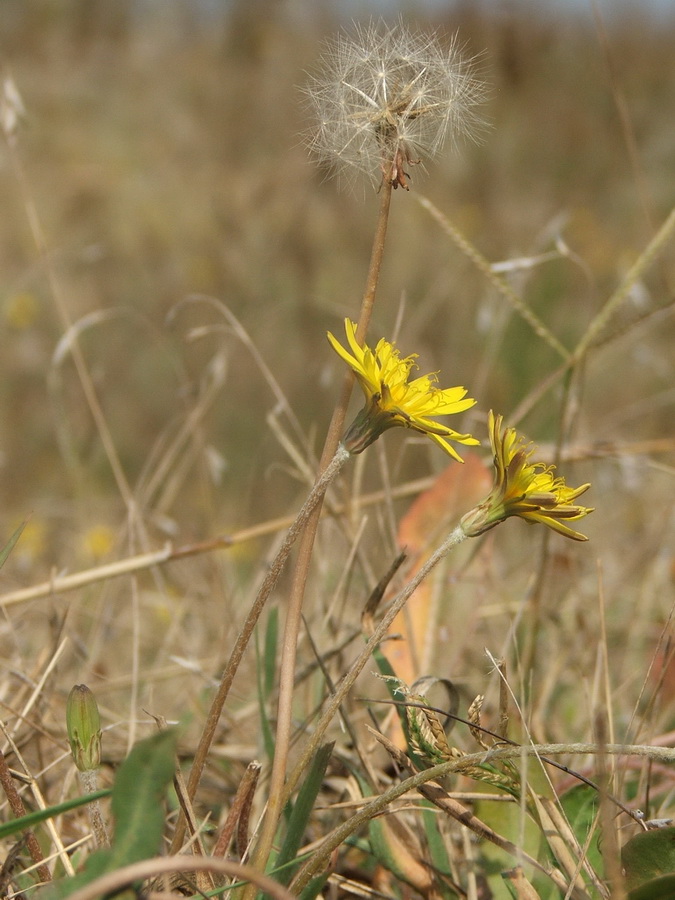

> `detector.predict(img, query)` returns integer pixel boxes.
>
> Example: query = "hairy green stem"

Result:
[79,769,109,848]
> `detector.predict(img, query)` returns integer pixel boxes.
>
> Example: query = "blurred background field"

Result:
[0,0,674,882]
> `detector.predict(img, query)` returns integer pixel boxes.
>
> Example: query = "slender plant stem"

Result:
[170,446,350,854]
[291,740,669,894]
[571,205,675,361]
[4,120,143,527]
[243,181,394,896]
[63,856,297,900]
[415,194,570,360]
[292,753,569,896]
[521,362,575,678]
[78,769,109,848]
[5,113,158,754]
[517,205,675,680]
[0,475,455,611]
[283,525,468,807]
[0,748,51,884]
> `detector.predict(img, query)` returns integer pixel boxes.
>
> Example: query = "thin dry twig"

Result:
[212,760,261,859]
[0,477,436,612]
[1,722,75,879]
[61,856,296,900]
[0,748,51,885]
[415,194,570,360]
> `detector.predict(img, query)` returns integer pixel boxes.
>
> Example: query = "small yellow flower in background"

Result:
[460,410,594,541]
[328,318,477,461]
[11,516,47,573]
[82,525,116,560]
[4,292,39,330]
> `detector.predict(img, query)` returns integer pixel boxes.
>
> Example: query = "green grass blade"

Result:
[263,607,278,697]
[0,519,28,570]
[298,871,330,900]
[421,805,460,899]
[256,610,278,765]
[272,742,334,887]
[0,789,111,841]
[370,645,422,767]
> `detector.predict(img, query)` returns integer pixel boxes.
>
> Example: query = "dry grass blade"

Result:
[212,760,261,859]
[0,749,51,885]
[572,206,675,361]
[62,856,297,900]
[415,194,570,360]
[1,7,672,898]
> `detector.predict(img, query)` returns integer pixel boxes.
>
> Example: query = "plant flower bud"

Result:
[66,684,102,772]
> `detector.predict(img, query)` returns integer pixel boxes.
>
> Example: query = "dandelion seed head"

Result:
[303,19,486,191]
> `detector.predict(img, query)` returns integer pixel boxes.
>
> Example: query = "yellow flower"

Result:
[4,292,39,329]
[81,525,116,560]
[327,318,477,460]
[460,411,593,541]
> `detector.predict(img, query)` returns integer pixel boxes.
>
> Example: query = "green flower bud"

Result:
[66,684,102,772]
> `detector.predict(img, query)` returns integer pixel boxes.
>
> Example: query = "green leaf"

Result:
[559,784,602,875]
[622,827,675,892]
[298,871,331,900]
[421,804,460,899]
[0,519,28,570]
[263,607,278,697]
[107,727,178,863]
[42,728,179,898]
[370,646,419,765]
[255,610,278,764]
[0,789,111,841]
[628,873,675,900]
[273,742,334,886]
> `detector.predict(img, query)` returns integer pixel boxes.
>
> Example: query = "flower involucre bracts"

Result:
[304,19,485,190]
[461,411,594,541]
[328,318,477,460]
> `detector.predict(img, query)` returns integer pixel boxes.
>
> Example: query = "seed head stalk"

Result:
[242,20,484,890]
[243,179,393,897]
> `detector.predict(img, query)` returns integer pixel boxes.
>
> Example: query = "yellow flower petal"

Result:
[460,411,594,541]
[328,319,477,458]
